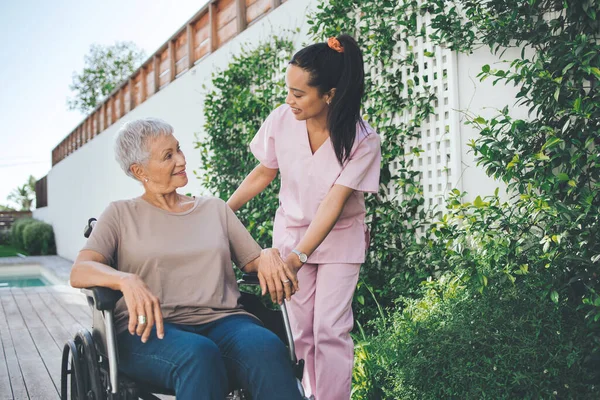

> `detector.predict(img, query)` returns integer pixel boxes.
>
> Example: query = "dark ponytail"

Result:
[289,34,365,165]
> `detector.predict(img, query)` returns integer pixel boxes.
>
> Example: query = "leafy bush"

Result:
[196,36,294,249]
[22,220,56,255]
[310,0,600,398]
[196,1,600,398]
[0,230,9,245]
[10,218,37,250]
[365,276,599,399]
[425,0,600,353]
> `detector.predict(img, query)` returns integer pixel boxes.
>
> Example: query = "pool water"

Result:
[0,275,50,288]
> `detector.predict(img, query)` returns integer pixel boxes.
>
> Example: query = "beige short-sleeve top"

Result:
[82,195,262,334]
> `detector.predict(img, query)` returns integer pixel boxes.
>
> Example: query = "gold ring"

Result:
[138,315,147,325]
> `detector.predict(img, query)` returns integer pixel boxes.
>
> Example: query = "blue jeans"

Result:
[117,314,303,400]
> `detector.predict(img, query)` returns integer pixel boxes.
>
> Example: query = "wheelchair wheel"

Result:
[62,339,85,400]
[61,330,104,400]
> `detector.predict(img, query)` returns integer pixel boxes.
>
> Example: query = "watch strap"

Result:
[292,249,307,263]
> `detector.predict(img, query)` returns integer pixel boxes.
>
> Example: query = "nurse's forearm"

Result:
[227,164,278,211]
[291,185,354,264]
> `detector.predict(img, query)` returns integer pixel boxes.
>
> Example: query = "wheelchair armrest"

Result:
[239,273,260,285]
[81,287,123,311]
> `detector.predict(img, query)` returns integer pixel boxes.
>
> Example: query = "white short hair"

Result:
[114,118,174,179]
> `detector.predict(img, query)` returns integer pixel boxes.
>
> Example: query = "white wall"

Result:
[34,0,318,261]
[456,47,530,200]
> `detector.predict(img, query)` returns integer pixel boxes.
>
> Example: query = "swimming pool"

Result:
[0,264,62,288]
[0,275,52,288]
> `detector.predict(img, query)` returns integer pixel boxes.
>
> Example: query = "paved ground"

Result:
[0,257,174,400]
[0,284,91,399]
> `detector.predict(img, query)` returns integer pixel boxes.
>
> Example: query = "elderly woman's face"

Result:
[142,134,187,191]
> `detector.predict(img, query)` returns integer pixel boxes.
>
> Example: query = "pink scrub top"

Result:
[250,105,382,264]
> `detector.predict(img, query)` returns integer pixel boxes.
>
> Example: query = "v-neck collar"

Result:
[303,120,330,157]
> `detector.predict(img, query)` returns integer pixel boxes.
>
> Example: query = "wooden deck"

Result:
[0,285,91,400]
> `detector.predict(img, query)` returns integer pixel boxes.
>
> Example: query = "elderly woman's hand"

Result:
[118,273,164,343]
[257,248,299,304]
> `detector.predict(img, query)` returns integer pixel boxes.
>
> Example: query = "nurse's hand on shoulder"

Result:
[257,248,299,304]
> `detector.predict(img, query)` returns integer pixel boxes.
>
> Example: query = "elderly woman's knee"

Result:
[255,330,290,362]
[170,339,229,397]
[192,337,220,357]
[177,337,224,374]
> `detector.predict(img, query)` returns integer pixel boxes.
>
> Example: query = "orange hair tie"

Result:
[327,37,344,53]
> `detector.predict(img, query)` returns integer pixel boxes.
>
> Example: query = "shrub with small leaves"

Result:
[310,0,600,398]
[195,36,294,249]
[368,275,599,399]
[22,220,56,256]
[0,230,10,246]
[10,218,37,250]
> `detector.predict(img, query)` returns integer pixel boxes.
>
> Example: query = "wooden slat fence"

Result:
[52,0,286,166]
[0,211,32,232]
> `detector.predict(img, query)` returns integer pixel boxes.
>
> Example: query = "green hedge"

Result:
[0,230,9,245]
[10,218,56,255]
[10,218,37,250]
[23,221,56,255]
[359,276,599,399]
[353,276,599,399]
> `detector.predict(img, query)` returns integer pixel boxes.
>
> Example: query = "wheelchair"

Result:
[61,218,311,400]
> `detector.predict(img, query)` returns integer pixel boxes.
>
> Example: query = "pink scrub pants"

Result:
[286,262,361,400]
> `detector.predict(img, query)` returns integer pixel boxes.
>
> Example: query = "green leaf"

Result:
[591,67,600,78]
[562,62,575,74]
[535,152,550,161]
[473,196,484,207]
[507,154,519,169]
[542,137,563,150]
[550,291,559,304]
[557,173,569,181]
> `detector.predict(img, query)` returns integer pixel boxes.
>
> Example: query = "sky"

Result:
[0,0,209,208]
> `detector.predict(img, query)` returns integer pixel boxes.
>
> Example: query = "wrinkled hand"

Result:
[257,248,299,304]
[118,273,164,343]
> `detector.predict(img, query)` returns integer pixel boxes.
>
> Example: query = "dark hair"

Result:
[290,34,365,165]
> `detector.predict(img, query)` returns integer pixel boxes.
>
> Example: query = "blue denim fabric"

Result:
[117,314,303,400]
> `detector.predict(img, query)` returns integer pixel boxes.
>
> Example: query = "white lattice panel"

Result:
[371,5,461,213]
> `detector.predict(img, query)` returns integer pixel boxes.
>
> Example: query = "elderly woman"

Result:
[69,118,303,400]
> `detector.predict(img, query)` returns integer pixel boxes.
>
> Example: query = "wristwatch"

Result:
[291,249,308,264]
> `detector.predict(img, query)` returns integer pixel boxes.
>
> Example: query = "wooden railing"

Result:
[35,176,48,209]
[52,0,286,166]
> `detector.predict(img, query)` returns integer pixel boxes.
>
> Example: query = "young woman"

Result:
[227,35,381,400]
